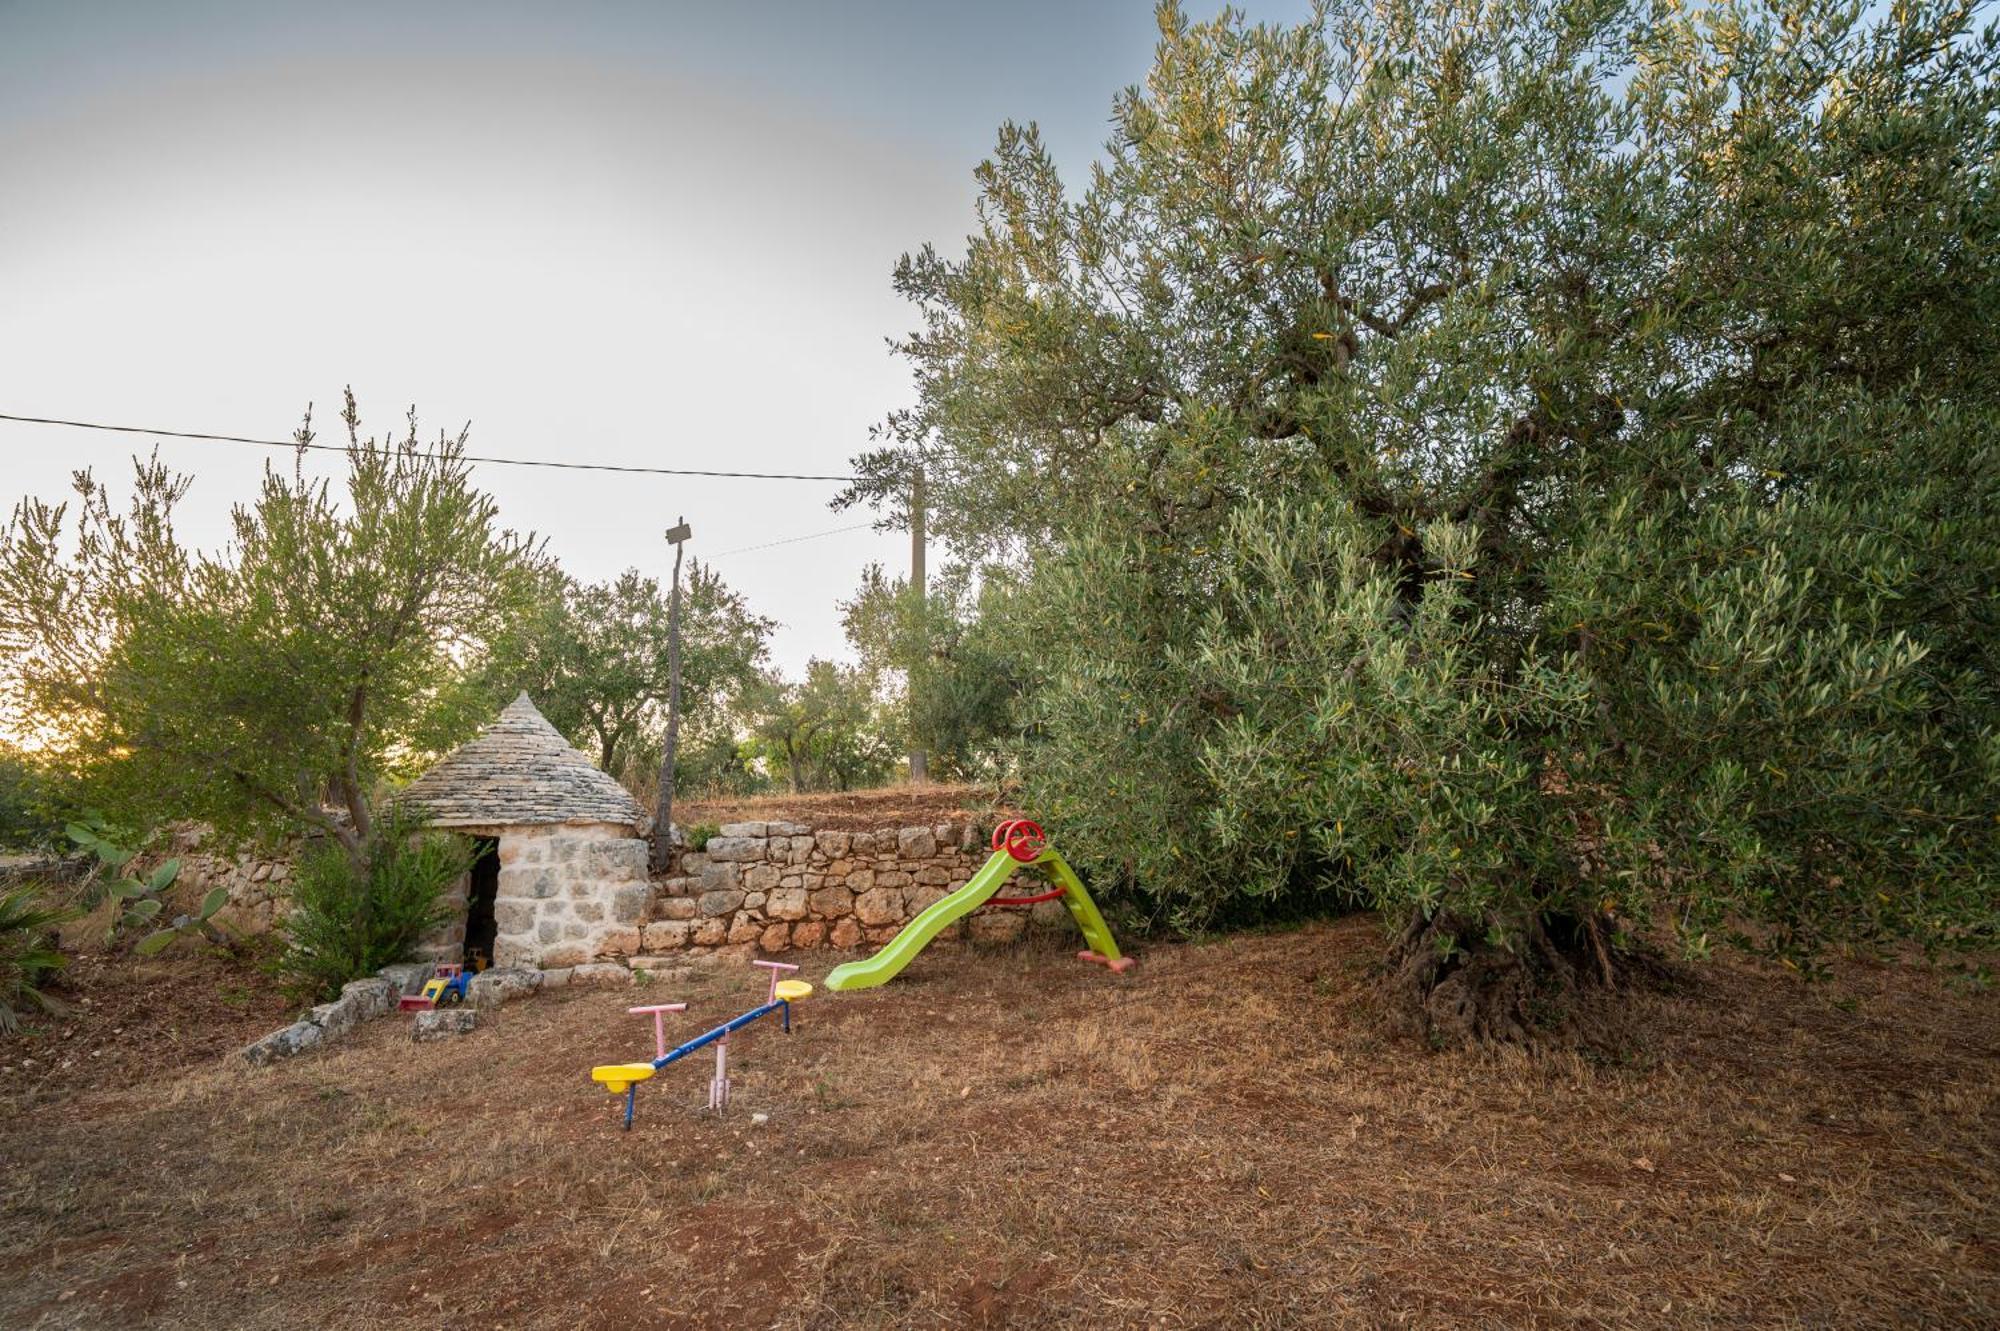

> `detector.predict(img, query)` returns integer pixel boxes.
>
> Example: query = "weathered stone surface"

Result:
[570,962,633,988]
[468,966,542,1009]
[240,1019,325,1065]
[845,868,876,892]
[854,887,902,927]
[692,918,728,946]
[412,1008,480,1040]
[699,861,742,891]
[759,922,790,952]
[809,886,854,918]
[743,891,767,911]
[642,920,692,950]
[572,899,605,922]
[787,836,815,864]
[717,821,767,838]
[897,827,937,860]
[864,925,899,945]
[766,888,809,921]
[916,865,953,886]
[791,920,826,948]
[655,896,698,921]
[539,966,573,987]
[377,961,432,998]
[699,889,746,917]
[704,836,764,862]
[310,998,361,1040]
[769,821,812,837]
[494,899,537,934]
[829,917,863,949]
[609,884,651,923]
[598,925,642,955]
[726,914,763,945]
[339,977,395,1021]
[539,941,589,968]
[848,832,877,856]
[876,870,912,890]
[743,862,782,893]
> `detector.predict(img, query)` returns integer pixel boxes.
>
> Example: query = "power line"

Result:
[0,411,859,483]
[711,521,880,557]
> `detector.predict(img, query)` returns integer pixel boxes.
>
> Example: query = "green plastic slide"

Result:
[822,845,1123,992]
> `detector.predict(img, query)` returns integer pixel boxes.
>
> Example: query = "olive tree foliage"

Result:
[840,561,1026,783]
[0,392,547,866]
[482,560,773,793]
[844,0,1999,1037]
[746,660,901,794]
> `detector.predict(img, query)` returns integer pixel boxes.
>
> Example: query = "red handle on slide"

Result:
[990,818,1046,863]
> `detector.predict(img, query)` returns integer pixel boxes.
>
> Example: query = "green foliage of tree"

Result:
[281,806,470,1001]
[0,885,74,1035]
[746,660,900,793]
[849,0,2000,1037]
[0,391,546,866]
[841,562,1026,783]
[0,747,63,851]
[481,561,773,794]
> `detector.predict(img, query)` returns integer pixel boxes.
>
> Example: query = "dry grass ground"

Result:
[2,918,1995,1329]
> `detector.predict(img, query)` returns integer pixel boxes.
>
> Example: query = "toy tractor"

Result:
[397,962,473,1011]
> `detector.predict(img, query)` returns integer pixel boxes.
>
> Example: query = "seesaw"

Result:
[590,960,811,1129]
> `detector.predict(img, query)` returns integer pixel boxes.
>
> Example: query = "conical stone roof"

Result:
[400,693,647,830]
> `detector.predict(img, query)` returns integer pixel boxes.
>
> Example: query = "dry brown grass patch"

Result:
[2,919,1995,1328]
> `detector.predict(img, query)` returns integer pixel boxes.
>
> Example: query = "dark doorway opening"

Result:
[464,837,500,969]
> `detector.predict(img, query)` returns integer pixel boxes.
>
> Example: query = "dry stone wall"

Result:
[631,819,1063,960]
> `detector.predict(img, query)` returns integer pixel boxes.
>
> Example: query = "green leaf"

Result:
[124,899,164,923]
[149,859,182,892]
[134,929,180,956]
[198,887,230,921]
[110,879,149,899]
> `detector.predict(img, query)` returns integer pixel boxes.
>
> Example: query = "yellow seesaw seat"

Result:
[591,1063,657,1094]
[774,980,813,1001]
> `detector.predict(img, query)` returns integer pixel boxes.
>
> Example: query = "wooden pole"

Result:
[908,461,929,785]
[652,518,691,873]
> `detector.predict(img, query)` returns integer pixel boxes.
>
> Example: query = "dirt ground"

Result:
[674,783,1011,833]
[2,918,1996,1330]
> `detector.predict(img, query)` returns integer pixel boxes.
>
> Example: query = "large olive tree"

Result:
[844,0,1999,1039]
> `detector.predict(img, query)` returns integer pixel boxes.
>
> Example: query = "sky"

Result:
[0,0,1307,678]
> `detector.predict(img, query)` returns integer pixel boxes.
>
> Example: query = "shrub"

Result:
[686,822,720,852]
[0,885,74,1034]
[282,810,470,1001]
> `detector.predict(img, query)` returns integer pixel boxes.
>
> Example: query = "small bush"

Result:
[687,822,720,852]
[282,810,470,1001]
[0,884,74,1034]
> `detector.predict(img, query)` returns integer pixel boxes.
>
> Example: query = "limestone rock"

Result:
[766,888,809,921]
[743,862,782,893]
[705,836,765,863]
[969,912,1027,944]
[412,1008,480,1041]
[855,887,902,926]
[468,966,542,1009]
[897,827,937,860]
[699,889,746,917]
[759,922,791,952]
[717,822,768,838]
[692,918,728,946]
[809,886,853,918]
[570,962,633,988]
[642,920,692,950]
[791,920,826,948]
[609,884,652,923]
[240,1020,325,1065]
[829,917,863,949]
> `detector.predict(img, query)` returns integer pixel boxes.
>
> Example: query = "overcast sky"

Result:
[0,0,1306,676]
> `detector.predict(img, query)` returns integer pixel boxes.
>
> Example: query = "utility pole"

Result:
[652,517,692,873]
[908,460,929,785]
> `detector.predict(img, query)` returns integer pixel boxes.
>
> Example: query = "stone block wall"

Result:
[481,822,652,969]
[631,819,1065,957]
